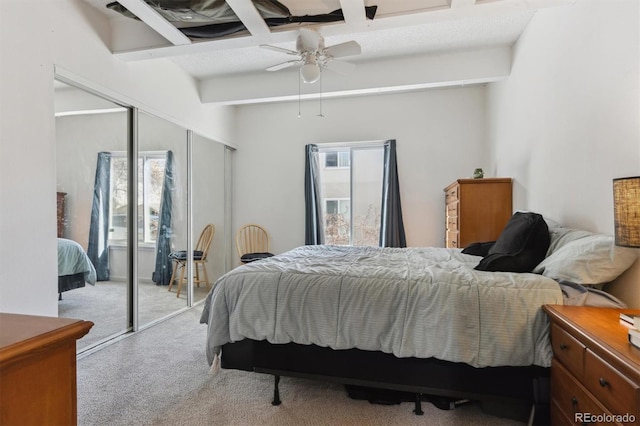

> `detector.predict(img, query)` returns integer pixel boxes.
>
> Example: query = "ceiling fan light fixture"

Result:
[300,62,321,84]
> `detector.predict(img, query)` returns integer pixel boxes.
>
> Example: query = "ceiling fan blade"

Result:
[324,59,356,75]
[325,40,361,58]
[298,27,322,51]
[260,44,299,56]
[266,60,302,72]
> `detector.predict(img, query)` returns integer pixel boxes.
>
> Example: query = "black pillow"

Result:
[475,212,550,273]
[461,241,495,257]
[240,252,275,263]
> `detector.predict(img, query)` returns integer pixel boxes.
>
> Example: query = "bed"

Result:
[200,213,637,423]
[58,238,96,300]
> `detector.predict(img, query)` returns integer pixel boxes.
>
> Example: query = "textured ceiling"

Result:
[172,11,534,79]
[82,0,571,103]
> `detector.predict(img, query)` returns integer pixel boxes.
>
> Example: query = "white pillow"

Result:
[533,231,638,285]
[545,227,594,257]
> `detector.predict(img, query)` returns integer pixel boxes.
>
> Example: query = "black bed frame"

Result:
[58,272,85,300]
[221,339,550,424]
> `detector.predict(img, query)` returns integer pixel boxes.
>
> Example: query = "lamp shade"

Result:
[613,176,640,247]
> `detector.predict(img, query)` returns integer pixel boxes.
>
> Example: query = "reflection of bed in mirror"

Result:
[57,238,96,300]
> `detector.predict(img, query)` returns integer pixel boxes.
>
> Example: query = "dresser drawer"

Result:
[446,216,458,231]
[446,201,458,218]
[584,349,639,422]
[551,323,586,379]
[445,186,459,203]
[551,359,613,425]
[446,231,459,248]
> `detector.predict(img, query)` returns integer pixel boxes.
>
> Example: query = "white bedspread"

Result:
[200,245,563,368]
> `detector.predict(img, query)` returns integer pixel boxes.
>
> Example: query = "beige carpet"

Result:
[59,279,210,350]
[77,307,525,426]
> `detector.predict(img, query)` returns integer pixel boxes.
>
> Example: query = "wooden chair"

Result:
[168,224,215,298]
[235,224,274,264]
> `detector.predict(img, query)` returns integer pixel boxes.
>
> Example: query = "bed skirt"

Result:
[221,339,551,424]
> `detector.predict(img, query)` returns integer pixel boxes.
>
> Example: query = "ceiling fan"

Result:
[260,28,361,84]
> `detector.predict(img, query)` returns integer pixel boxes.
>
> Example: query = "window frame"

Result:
[317,141,385,246]
[108,150,167,246]
[323,150,351,169]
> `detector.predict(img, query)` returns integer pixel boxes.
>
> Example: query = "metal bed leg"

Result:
[272,375,281,406]
[413,394,424,415]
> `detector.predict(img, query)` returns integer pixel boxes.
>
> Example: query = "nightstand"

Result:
[542,305,640,425]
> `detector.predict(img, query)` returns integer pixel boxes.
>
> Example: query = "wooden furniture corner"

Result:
[0,313,93,426]
[542,305,640,425]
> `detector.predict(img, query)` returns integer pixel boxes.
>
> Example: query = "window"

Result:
[318,145,384,246]
[324,150,350,168]
[325,199,350,245]
[109,152,166,244]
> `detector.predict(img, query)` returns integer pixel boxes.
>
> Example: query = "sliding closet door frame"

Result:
[186,130,194,307]
[128,107,139,331]
[224,146,235,273]
[54,70,135,344]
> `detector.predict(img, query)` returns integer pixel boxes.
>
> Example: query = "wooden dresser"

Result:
[443,178,512,248]
[0,313,93,426]
[543,305,640,426]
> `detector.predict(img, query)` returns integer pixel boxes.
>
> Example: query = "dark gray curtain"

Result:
[152,151,174,285]
[380,139,407,247]
[87,152,111,281]
[304,144,324,245]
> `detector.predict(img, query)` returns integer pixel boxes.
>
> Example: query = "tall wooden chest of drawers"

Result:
[443,178,512,248]
[543,305,640,426]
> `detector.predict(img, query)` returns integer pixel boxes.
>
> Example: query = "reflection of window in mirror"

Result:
[109,151,167,245]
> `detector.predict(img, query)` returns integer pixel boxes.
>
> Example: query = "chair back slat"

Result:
[236,224,270,258]
[196,224,215,260]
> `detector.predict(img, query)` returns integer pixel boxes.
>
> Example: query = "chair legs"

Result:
[193,261,210,289]
[168,260,180,293]
[176,261,187,298]
[169,260,210,298]
[201,263,210,289]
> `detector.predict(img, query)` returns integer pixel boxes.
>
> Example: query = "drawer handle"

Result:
[598,377,609,388]
[559,343,568,350]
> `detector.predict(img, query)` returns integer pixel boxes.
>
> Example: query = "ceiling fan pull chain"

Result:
[298,75,301,119]
[318,73,324,118]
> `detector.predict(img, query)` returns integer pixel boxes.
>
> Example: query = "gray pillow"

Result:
[533,230,637,284]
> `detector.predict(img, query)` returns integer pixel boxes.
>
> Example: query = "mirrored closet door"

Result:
[137,111,188,323]
[55,78,232,352]
[192,133,228,303]
[55,81,131,350]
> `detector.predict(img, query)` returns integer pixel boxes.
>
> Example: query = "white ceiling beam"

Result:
[116,0,191,46]
[450,0,477,8]
[339,0,367,23]
[114,30,296,61]
[225,0,271,37]
[200,47,512,105]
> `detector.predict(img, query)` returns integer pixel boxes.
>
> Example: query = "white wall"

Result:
[486,0,640,307]
[0,0,234,316]
[234,87,487,260]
